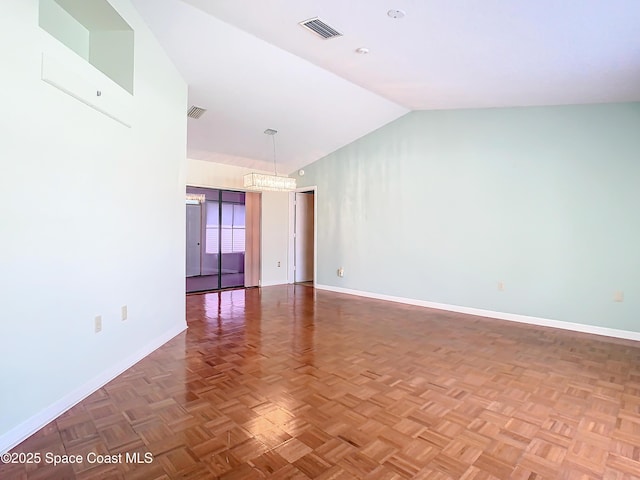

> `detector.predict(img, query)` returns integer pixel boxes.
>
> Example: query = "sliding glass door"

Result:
[185,203,202,277]
[203,199,219,278]
[221,199,246,288]
[185,187,246,293]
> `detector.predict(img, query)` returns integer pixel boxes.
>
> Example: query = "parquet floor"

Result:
[3,285,640,479]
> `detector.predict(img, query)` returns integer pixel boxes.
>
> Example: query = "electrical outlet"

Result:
[277,261,281,267]
[614,291,624,302]
[337,267,344,277]
[94,315,102,333]
[121,305,128,321]
[498,281,505,291]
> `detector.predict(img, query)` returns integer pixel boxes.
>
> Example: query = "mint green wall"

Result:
[90,30,135,94]
[39,0,90,59]
[298,103,640,331]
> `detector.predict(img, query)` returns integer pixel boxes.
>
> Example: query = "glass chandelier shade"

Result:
[243,173,296,192]
[243,128,296,192]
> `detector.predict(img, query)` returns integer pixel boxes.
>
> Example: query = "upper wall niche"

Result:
[39,0,134,94]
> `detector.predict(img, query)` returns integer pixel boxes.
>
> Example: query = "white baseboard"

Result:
[0,323,187,454]
[260,280,288,287]
[315,284,640,343]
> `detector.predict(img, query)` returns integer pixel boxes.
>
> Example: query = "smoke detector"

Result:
[387,9,406,19]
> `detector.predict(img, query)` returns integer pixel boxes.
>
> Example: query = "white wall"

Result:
[260,192,290,286]
[186,158,272,190]
[186,159,291,286]
[0,0,187,452]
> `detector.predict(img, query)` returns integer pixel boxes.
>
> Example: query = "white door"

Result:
[186,204,201,277]
[294,192,314,282]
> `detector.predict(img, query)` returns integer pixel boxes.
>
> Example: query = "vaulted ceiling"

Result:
[131,0,640,174]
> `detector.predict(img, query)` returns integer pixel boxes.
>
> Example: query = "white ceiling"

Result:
[131,0,640,174]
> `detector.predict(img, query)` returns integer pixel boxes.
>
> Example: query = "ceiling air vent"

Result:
[299,17,342,39]
[187,105,207,119]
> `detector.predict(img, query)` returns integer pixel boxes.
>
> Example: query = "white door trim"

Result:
[288,186,317,285]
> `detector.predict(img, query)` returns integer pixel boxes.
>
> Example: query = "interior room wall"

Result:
[186,158,271,190]
[260,192,290,286]
[0,0,187,452]
[186,159,291,287]
[297,103,640,334]
[38,0,90,59]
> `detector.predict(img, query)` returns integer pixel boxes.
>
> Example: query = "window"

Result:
[221,204,245,253]
[205,201,219,254]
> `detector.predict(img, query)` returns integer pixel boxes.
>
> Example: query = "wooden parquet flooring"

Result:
[3,285,640,479]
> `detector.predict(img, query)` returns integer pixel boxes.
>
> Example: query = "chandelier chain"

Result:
[272,134,278,176]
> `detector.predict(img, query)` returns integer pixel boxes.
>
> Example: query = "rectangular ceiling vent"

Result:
[299,17,342,39]
[187,105,207,119]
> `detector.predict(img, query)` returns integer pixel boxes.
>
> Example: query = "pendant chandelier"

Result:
[244,129,296,192]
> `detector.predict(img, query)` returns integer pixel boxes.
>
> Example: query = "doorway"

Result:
[290,189,316,285]
[185,187,247,293]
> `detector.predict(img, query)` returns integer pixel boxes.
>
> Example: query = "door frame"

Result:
[288,186,317,285]
[186,202,202,277]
